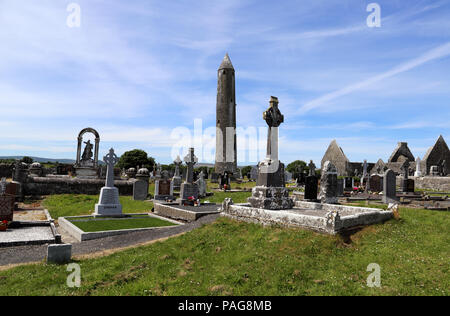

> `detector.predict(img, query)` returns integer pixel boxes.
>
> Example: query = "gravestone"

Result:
[382,169,398,204]
[249,166,258,181]
[248,97,293,210]
[94,148,122,216]
[318,161,338,204]
[195,171,207,197]
[400,160,414,193]
[304,160,318,201]
[219,171,231,190]
[155,171,175,201]
[336,178,344,196]
[369,175,383,192]
[0,178,14,222]
[133,180,148,201]
[304,176,318,200]
[344,177,353,191]
[172,155,182,190]
[179,148,199,204]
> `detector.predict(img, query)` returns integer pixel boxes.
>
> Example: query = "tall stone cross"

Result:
[104,148,119,188]
[308,160,316,177]
[184,148,198,184]
[402,160,410,180]
[174,155,182,177]
[263,96,284,161]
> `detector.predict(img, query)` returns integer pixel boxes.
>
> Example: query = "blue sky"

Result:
[1,0,449,165]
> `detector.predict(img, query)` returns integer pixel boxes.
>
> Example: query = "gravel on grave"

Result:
[0,226,55,247]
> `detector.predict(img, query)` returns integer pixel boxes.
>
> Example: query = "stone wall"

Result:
[23,177,135,196]
[414,177,450,192]
[396,176,450,192]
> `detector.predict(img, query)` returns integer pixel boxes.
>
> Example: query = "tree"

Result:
[241,166,253,179]
[21,156,34,164]
[117,149,155,171]
[286,160,307,174]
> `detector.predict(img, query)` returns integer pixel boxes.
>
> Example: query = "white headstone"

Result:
[94,148,122,216]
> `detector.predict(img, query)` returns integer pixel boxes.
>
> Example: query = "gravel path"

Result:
[0,214,219,267]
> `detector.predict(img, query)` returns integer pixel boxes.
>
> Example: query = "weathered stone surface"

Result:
[195,171,207,197]
[248,186,294,210]
[388,142,415,163]
[256,161,285,187]
[133,180,148,201]
[413,176,450,191]
[383,169,398,203]
[370,159,387,175]
[215,54,237,175]
[47,244,72,264]
[221,201,394,235]
[318,161,338,204]
[321,140,350,176]
[422,135,450,176]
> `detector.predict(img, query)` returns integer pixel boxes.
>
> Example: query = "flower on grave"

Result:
[187,196,195,201]
[0,220,8,227]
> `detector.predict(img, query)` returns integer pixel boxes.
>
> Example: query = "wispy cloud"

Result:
[299,42,450,113]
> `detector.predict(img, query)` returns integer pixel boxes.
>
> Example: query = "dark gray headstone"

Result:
[304,176,318,200]
[47,244,72,264]
[318,161,338,204]
[133,180,148,201]
[382,169,398,203]
[369,175,383,192]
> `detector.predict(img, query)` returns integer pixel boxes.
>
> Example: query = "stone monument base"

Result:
[178,182,199,205]
[94,187,122,216]
[75,167,99,179]
[248,186,294,210]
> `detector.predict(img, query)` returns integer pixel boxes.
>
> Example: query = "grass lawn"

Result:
[43,195,154,219]
[69,217,176,232]
[0,206,448,296]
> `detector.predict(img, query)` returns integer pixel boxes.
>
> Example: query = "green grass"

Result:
[43,195,154,219]
[70,217,176,232]
[201,191,252,204]
[0,206,448,296]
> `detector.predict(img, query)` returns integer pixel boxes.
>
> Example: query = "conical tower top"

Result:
[219,53,234,70]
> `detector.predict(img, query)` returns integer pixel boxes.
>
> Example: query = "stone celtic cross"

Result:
[263,96,284,160]
[104,148,119,187]
[184,148,198,184]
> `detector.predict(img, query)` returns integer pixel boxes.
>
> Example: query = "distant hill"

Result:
[0,156,76,164]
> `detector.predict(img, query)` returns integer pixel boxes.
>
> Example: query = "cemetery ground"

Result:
[0,180,448,296]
